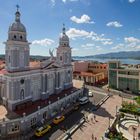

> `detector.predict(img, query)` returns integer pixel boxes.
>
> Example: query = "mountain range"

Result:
[73,51,140,60]
[0,51,140,61]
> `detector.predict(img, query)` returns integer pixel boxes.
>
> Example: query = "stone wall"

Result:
[0,88,83,137]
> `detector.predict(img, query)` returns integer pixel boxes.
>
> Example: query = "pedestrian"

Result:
[91,117,94,124]
[61,125,65,132]
[92,134,94,140]
[94,114,96,121]
[95,136,97,140]
[85,115,89,122]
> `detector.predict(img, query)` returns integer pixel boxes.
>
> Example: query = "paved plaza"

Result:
[71,95,129,140]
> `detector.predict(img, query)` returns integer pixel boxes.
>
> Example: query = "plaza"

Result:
[71,94,140,140]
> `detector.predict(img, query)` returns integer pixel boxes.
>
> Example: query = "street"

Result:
[31,103,88,140]
[31,90,106,140]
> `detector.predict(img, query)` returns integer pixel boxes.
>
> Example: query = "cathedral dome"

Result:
[8,8,26,33]
[59,33,69,42]
[9,22,26,33]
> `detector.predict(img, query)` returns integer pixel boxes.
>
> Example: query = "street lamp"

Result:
[120,92,123,104]
[116,105,118,116]
[108,117,110,129]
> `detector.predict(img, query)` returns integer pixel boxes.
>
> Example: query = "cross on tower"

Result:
[16,4,19,11]
[62,23,65,34]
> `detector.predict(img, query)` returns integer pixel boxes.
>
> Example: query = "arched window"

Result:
[20,79,24,84]
[14,35,16,39]
[20,89,24,100]
[60,56,62,61]
[20,35,23,40]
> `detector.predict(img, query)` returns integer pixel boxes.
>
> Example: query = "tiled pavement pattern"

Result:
[129,124,140,140]
[72,95,131,140]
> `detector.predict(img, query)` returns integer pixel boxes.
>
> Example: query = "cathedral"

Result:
[0,7,84,137]
[0,7,74,111]
[0,8,83,137]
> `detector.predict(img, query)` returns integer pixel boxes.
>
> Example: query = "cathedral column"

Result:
[55,72,58,88]
[42,75,45,93]
[45,74,47,92]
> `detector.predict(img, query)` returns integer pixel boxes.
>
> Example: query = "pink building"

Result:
[72,61,89,72]
[72,61,108,86]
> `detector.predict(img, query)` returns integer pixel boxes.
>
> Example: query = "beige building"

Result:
[73,61,108,85]
[88,62,108,78]
[108,61,140,94]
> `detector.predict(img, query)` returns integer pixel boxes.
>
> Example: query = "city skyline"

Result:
[0,0,140,56]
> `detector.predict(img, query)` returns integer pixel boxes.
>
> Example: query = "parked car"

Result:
[88,91,93,97]
[35,124,51,137]
[79,96,89,105]
[53,115,65,124]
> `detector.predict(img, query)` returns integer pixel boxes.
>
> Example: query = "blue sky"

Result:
[0,0,140,56]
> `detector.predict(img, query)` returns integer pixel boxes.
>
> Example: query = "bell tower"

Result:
[5,5,30,72]
[57,24,71,65]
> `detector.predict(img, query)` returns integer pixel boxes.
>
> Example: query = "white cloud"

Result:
[86,43,95,47]
[81,43,95,50]
[62,0,79,3]
[128,0,136,3]
[50,0,78,6]
[96,46,102,51]
[72,48,79,51]
[66,28,92,39]
[91,34,113,45]
[50,0,56,6]
[102,41,113,45]
[32,38,55,46]
[70,14,94,24]
[124,37,140,49]
[106,21,123,28]
[124,37,140,43]
[112,44,124,50]
[112,36,140,50]
[62,0,67,2]
[66,28,113,47]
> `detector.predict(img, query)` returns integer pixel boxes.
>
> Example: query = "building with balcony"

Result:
[108,61,140,94]
[72,61,108,85]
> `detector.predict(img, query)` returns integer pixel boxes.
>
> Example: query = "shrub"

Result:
[120,112,125,118]
[135,96,140,106]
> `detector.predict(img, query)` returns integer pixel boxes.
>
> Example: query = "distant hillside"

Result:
[1,51,140,61]
[73,51,140,60]
[0,55,49,61]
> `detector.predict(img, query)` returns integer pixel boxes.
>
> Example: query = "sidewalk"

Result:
[71,95,123,140]
[102,85,137,99]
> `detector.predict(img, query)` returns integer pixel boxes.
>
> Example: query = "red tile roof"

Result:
[0,69,8,74]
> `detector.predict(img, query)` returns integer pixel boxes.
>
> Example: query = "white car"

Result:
[79,97,89,105]
[88,91,93,97]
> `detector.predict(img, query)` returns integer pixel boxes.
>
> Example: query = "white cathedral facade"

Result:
[0,8,74,111]
[0,8,84,137]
